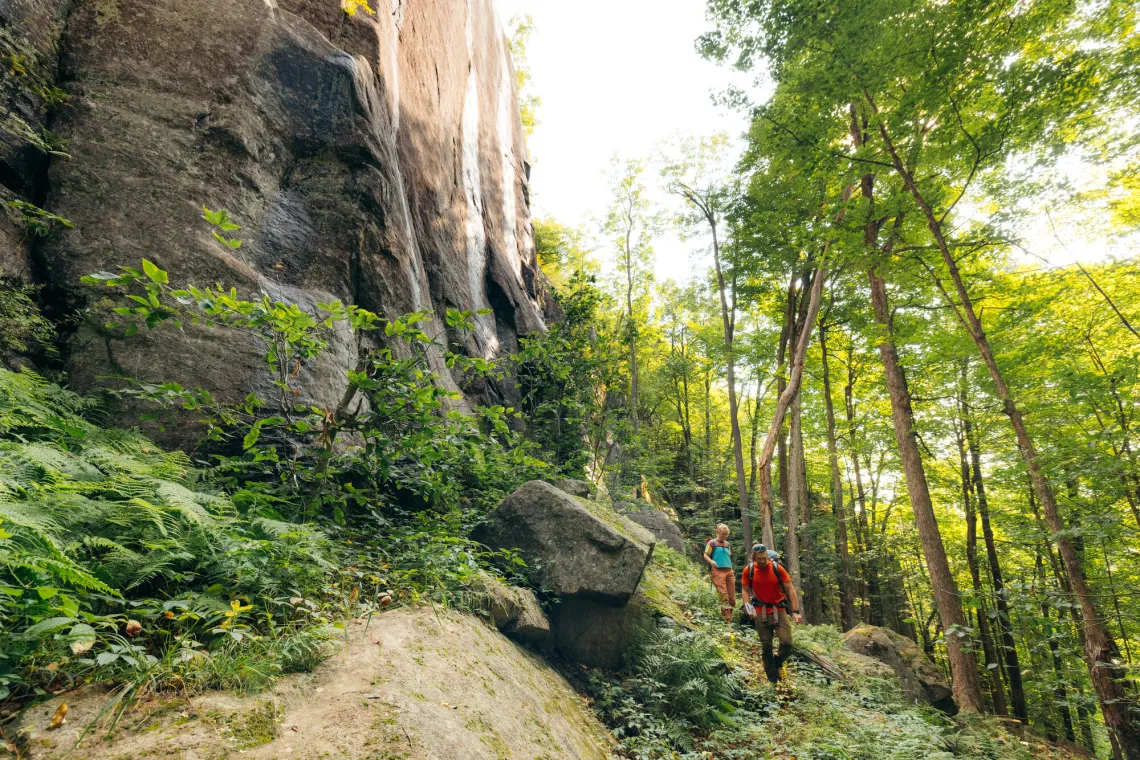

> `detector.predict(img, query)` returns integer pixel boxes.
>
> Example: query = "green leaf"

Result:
[141,259,168,284]
[23,617,74,636]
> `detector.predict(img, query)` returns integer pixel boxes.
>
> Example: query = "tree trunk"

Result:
[1039,554,1077,743]
[867,269,984,713]
[758,267,827,550]
[786,392,805,590]
[821,322,856,630]
[957,402,1007,715]
[872,109,1140,750]
[775,278,795,538]
[708,215,753,550]
[624,236,639,436]
[962,399,1027,723]
[748,374,762,500]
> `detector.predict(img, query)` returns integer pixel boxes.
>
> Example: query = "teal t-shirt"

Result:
[706,539,732,569]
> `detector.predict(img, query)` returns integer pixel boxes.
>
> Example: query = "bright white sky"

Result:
[493,0,1133,280]
[494,0,753,283]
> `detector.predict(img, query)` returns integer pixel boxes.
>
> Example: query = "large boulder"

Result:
[842,623,956,713]
[468,571,552,648]
[473,481,654,606]
[616,501,685,553]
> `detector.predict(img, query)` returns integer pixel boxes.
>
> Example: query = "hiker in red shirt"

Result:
[741,543,803,682]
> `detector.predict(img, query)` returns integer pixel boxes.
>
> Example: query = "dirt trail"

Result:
[15,607,613,760]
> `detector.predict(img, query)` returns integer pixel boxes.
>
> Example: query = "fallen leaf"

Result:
[290,725,299,732]
[46,662,59,671]
[125,619,143,637]
[48,701,67,729]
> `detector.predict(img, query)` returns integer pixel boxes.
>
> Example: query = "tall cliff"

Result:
[1,0,547,443]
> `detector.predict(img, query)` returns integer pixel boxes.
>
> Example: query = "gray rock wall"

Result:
[3,0,547,442]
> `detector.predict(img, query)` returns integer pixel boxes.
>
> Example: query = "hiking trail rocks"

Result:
[616,500,685,553]
[473,480,655,606]
[553,477,592,498]
[842,622,957,713]
[468,570,552,648]
[2,0,547,444]
[14,608,612,760]
[474,480,660,668]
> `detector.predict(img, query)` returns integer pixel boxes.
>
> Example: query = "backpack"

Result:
[743,560,792,612]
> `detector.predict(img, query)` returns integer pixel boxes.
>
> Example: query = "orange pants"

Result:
[710,568,736,623]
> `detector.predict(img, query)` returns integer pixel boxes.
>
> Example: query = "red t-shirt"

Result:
[742,561,791,606]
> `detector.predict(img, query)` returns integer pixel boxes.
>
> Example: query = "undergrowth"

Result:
[582,550,1086,760]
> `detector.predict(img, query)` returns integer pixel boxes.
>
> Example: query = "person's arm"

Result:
[781,568,804,623]
[741,567,752,604]
[704,542,717,568]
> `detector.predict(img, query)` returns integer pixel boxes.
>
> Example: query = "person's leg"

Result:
[773,612,794,669]
[711,569,732,623]
[755,615,778,682]
[725,570,736,618]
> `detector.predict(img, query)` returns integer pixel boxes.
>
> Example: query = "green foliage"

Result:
[0,369,336,702]
[507,14,541,142]
[631,627,738,729]
[0,281,55,357]
[0,206,551,709]
[4,199,73,238]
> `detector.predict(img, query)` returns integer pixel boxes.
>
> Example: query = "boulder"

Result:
[553,478,592,499]
[842,623,956,713]
[468,571,551,648]
[473,481,654,606]
[550,592,656,670]
[615,501,685,553]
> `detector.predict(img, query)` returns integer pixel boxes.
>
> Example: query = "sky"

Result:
[493,0,1133,281]
[494,0,754,283]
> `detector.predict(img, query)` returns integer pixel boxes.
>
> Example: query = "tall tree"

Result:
[662,135,752,546]
[603,158,657,440]
[820,317,856,631]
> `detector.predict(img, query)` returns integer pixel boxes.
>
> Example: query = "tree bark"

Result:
[758,266,827,550]
[957,400,1007,715]
[871,104,1140,752]
[775,278,796,541]
[962,395,1028,723]
[868,270,985,713]
[707,211,753,550]
[821,322,856,630]
[786,391,805,590]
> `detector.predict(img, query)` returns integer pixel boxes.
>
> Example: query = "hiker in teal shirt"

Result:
[704,523,735,622]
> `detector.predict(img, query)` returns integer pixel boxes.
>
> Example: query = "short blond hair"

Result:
[716,523,729,534]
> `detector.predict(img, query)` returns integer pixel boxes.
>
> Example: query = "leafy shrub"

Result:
[0,369,335,701]
[631,627,737,729]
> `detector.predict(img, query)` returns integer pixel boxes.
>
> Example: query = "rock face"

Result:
[550,592,656,671]
[616,500,685,553]
[468,570,552,648]
[474,480,655,606]
[554,478,592,498]
[842,623,957,713]
[3,0,547,442]
[14,609,613,760]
